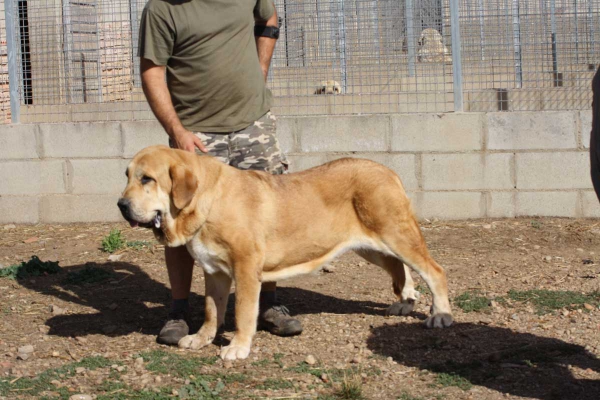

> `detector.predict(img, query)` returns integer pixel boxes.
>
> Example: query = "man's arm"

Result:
[255,7,278,82]
[140,58,207,153]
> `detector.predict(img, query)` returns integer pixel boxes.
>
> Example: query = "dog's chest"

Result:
[186,238,230,276]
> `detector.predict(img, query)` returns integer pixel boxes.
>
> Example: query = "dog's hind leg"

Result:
[381,218,453,328]
[355,250,420,316]
[179,270,232,350]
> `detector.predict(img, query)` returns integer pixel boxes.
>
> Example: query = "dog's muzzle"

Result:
[117,198,162,229]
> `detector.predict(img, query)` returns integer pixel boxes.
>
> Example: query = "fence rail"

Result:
[0,0,598,124]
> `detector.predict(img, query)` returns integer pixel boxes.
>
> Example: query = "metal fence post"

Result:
[405,0,416,77]
[130,0,141,88]
[512,0,523,88]
[449,0,463,112]
[4,0,20,123]
[337,0,347,93]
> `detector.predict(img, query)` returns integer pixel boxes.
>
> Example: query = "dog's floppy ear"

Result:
[169,164,198,210]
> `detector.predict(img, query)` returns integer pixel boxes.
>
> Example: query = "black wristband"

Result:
[255,25,280,39]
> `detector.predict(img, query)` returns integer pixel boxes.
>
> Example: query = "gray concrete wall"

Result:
[0,111,598,224]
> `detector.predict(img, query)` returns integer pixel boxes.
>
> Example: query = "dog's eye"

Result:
[141,176,154,185]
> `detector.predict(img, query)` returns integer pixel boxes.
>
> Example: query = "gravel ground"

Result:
[0,218,599,400]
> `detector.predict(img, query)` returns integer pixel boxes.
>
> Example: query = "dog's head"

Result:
[118,145,199,245]
[315,80,342,95]
[418,28,443,47]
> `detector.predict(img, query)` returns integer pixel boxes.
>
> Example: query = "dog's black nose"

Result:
[117,198,130,215]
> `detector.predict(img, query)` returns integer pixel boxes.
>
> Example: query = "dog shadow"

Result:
[17,262,390,338]
[368,322,600,400]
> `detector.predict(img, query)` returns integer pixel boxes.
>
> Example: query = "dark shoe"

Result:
[258,304,303,337]
[157,311,189,346]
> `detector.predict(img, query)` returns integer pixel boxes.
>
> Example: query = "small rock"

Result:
[154,376,162,384]
[23,237,39,244]
[511,314,519,321]
[305,355,317,365]
[75,336,87,344]
[584,303,594,311]
[17,353,30,361]
[172,389,179,396]
[18,345,34,354]
[386,356,394,363]
[52,351,60,357]
[108,303,118,311]
[562,310,570,316]
[3,224,16,230]
[320,373,329,383]
[69,395,92,400]
[102,325,117,334]
[50,305,66,316]
[351,356,361,364]
[533,245,541,250]
[543,256,552,262]
[108,254,122,262]
[75,367,86,374]
[223,360,233,369]
[483,224,492,230]
[117,366,125,372]
[577,248,585,253]
[322,265,336,273]
[134,357,144,366]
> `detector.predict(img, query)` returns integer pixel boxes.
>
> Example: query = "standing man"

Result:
[138,0,303,346]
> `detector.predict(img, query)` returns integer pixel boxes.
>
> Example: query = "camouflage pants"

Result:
[170,112,288,175]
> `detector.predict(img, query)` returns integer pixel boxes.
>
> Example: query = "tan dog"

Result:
[314,80,342,95]
[118,146,453,360]
[418,28,452,63]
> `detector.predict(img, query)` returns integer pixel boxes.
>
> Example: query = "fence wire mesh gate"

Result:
[0,0,598,123]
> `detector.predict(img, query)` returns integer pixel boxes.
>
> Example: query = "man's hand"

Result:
[140,58,208,153]
[171,128,208,153]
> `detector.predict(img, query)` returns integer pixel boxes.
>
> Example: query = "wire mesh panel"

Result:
[0,0,598,123]
[270,0,455,115]
[1,0,146,123]
[461,0,600,112]
[0,0,10,122]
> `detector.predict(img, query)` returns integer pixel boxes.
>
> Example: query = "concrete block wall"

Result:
[0,122,168,224]
[279,111,599,220]
[0,110,598,223]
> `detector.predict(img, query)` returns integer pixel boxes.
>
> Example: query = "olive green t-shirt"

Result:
[138,0,274,132]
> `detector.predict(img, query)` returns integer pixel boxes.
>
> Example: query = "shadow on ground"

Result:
[368,321,600,400]
[20,262,599,399]
[18,262,388,338]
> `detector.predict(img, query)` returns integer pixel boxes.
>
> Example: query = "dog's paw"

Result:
[386,300,416,316]
[220,344,250,361]
[178,333,213,350]
[424,313,453,329]
[402,288,421,302]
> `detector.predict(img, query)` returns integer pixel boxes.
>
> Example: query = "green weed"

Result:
[257,377,294,390]
[63,263,114,285]
[507,289,600,314]
[454,291,490,313]
[335,373,364,399]
[126,240,152,250]
[102,229,125,253]
[0,356,113,397]
[138,350,217,378]
[0,256,60,280]
[398,392,424,400]
[434,372,473,391]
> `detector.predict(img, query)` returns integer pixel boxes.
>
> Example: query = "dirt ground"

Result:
[0,218,599,400]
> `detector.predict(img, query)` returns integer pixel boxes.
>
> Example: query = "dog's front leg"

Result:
[220,259,262,361]
[179,271,231,350]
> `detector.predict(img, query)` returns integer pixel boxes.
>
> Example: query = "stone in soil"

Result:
[69,395,92,400]
[305,355,317,365]
[50,305,66,315]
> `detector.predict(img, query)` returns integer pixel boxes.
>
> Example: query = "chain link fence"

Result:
[0,0,598,123]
